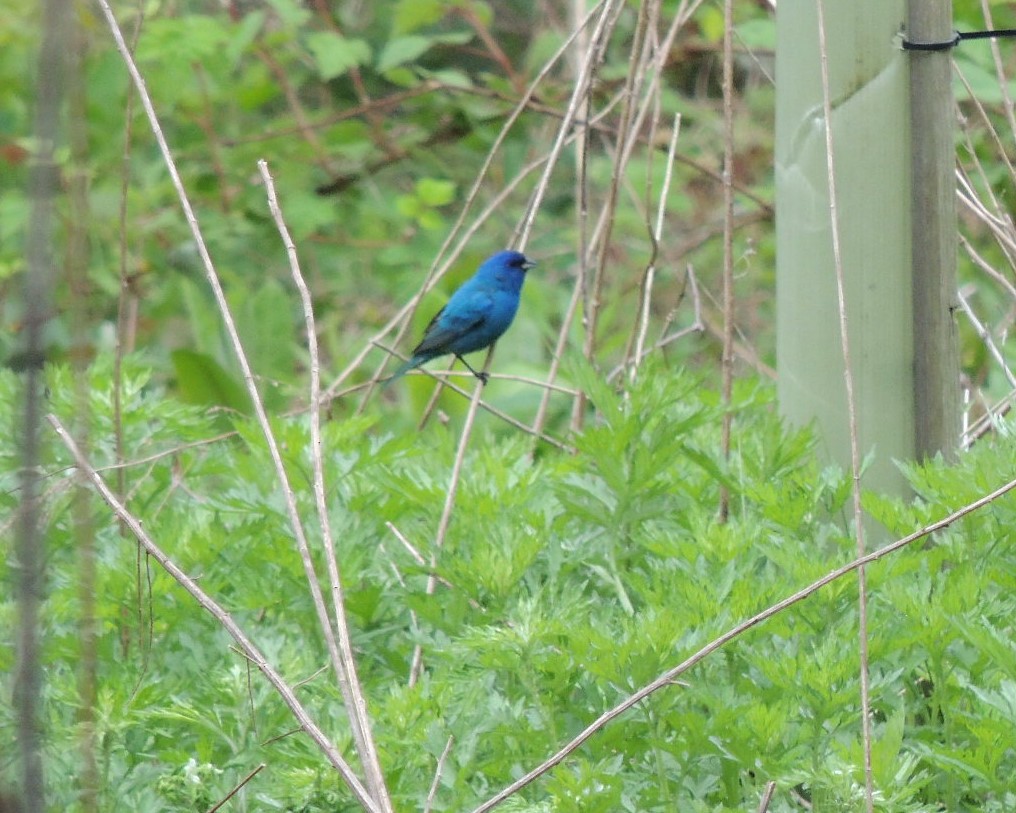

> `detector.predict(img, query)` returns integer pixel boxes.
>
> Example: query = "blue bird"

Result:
[387,250,536,385]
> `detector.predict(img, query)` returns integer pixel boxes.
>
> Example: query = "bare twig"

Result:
[93,2,387,803]
[470,474,1016,813]
[371,350,572,452]
[607,265,705,382]
[47,415,381,813]
[409,367,491,686]
[423,735,455,813]
[956,286,1016,389]
[630,113,682,379]
[206,763,266,813]
[259,161,392,811]
[757,780,777,813]
[815,1,873,807]
[386,522,483,610]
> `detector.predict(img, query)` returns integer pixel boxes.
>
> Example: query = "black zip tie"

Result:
[901,28,1016,52]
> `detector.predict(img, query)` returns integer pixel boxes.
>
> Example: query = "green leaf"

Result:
[136,16,231,65]
[225,10,266,67]
[736,17,775,50]
[416,178,456,207]
[377,35,434,73]
[392,0,445,34]
[171,349,251,415]
[305,31,372,80]
[262,0,311,28]
[697,6,725,43]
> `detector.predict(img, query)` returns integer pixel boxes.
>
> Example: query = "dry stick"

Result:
[954,129,1016,271]
[814,1,873,809]
[470,474,1016,813]
[959,234,1016,304]
[532,2,630,439]
[91,0,378,798]
[954,64,1016,192]
[408,373,490,686]
[629,114,681,379]
[254,43,335,175]
[956,286,1016,389]
[539,0,710,438]
[378,543,425,682]
[66,17,100,808]
[516,0,623,250]
[956,173,1016,264]
[372,346,572,451]
[206,763,266,813]
[955,125,1010,239]
[410,0,629,676]
[423,735,455,813]
[397,365,579,396]
[979,0,1016,141]
[386,522,484,610]
[47,415,381,813]
[622,71,663,379]
[259,161,392,812]
[408,1,621,674]
[91,431,239,474]
[718,0,736,524]
[579,0,654,414]
[756,781,777,813]
[608,265,704,382]
[964,388,1016,448]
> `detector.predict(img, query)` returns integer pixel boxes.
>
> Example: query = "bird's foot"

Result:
[475,371,489,385]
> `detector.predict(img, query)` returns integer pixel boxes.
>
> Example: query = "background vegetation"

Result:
[3,0,1016,811]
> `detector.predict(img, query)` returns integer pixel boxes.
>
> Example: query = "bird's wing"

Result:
[413,289,493,356]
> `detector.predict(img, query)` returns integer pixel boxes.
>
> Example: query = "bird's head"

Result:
[479,250,536,281]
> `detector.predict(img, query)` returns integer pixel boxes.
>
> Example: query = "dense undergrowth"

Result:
[3,359,1015,811]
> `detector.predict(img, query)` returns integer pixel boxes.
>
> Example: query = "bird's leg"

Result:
[455,355,489,384]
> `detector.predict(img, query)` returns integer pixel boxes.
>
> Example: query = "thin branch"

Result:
[259,161,392,811]
[373,344,573,452]
[470,473,1016,813]
[409,365,492,686]
[608,264,704,382]
[423,735,455,813]
[630,113,682,379]
[757,781,777,813]
[516,0,624,250]
[92,1,380,800]
[959,234,1016,304]
[47,415,380,813]
[386,522,483,610]
[581,0,652,372]
[956,286,1016,389]
[206,763,266,813]
[815,0,873,807]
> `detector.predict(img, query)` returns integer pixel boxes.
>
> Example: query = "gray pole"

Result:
[908,1,961,460]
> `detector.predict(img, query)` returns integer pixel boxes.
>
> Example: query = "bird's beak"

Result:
[522,258,537,271]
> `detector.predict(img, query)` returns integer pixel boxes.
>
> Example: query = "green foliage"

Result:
[6,0,1016,809]
[4,358,1016,810]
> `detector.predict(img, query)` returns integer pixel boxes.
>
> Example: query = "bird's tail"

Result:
[382,355,423,388]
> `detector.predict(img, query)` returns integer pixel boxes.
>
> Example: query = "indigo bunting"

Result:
[387,250,535,385]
